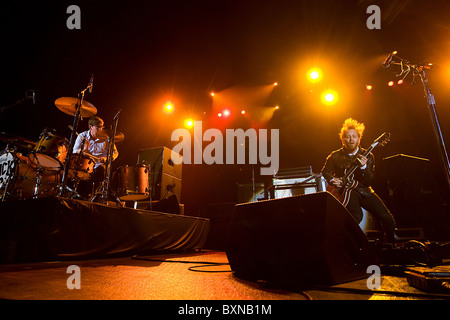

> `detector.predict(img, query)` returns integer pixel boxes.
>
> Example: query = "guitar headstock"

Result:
[372,132,391,147]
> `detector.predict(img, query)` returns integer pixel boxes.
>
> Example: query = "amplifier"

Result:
[138,147,182,201]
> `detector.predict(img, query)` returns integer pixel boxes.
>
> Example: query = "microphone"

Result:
[88,74,94,93]
[26,90,35,104]
[382,51,397,68]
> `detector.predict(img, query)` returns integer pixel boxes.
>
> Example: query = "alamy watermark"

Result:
[66,5,81,30]
[171,121,279,176]
[65,5,382,30]
[366,265,381,290]
[66,265,81,289]
[366,5,381,30]
[64,264,381,291]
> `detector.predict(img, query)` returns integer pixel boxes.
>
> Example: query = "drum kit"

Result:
[0,94,151,206]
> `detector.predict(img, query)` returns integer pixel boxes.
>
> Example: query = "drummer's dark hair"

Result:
[88,116,103,127]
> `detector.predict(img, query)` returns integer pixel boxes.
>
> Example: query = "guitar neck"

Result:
[343,145,376,180]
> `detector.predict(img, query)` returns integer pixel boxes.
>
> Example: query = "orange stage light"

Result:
[163,101,174,113]
[307,68,322,83]
[184,118,194,128]
[321,90,338,106]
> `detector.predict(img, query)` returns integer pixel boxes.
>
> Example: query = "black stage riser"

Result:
[0,197,209,263]
[225,192,377,289]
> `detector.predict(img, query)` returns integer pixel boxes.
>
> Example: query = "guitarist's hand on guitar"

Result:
[356,155,368,168]
[330,177,343,188]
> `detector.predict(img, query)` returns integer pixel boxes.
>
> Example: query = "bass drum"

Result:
[115,164,150,201]
[0,150,60,200]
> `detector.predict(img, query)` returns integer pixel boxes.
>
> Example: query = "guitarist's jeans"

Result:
[346,190,396,243]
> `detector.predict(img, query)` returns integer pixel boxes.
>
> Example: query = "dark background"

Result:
[1,0,449,215]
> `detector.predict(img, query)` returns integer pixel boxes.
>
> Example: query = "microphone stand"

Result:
[57,79,92,197]
[384,53,450,194]
[91,109,122,206]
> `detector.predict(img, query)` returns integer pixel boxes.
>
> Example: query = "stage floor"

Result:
[0,250,449,301]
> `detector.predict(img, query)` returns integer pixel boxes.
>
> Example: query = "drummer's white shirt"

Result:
[73,130,118,169]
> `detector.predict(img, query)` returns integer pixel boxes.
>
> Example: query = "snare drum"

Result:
[0,151,59,200]
[68,153,96,180]
[29,129,68,170]
[116,164,150,201]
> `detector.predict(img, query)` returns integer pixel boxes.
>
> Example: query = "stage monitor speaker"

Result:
[383,154,448,229]
[138,147,182,201]
[225,192,377,289]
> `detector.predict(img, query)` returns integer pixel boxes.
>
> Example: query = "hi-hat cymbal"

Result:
[96,129,124,144]
[55,97,97,117]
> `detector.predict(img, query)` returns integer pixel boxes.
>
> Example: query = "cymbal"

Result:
[96,129,124,144]
[55,97,97,117]
[0,132,36,148]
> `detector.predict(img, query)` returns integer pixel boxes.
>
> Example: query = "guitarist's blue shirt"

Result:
[321,147,375,197]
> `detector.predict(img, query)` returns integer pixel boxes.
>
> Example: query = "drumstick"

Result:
[68,125,78,135]
[85,153,101,161]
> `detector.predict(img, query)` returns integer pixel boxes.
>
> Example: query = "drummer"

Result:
[73,116,119,197]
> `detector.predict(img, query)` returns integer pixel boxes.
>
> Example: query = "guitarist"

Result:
[321,118,396,243]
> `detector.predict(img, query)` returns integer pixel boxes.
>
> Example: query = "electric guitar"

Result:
[327,132,391,206]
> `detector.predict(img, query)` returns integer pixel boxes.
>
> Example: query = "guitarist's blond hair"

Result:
[339,118,365,140]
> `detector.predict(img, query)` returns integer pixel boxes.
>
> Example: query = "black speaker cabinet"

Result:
[383,154,448,229]
[138,147,182,201]
[225,192,377,289]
